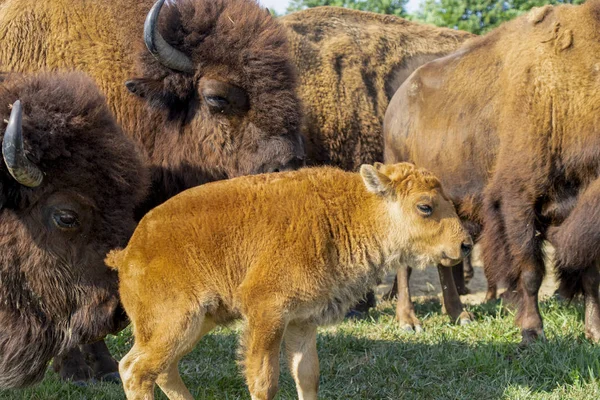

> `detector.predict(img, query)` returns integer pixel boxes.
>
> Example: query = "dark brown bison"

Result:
[384,1,600,343]
[0,0,305,216]
[0,71,147,388]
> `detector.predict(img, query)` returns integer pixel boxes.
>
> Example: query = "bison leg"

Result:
[453,262,469,295]
[582,265,600,343]
[242,314,285,400]
[485,283,498,302]
[382,275,398,301]
[394,266,423,332]
[284,322,319,400]
[482,177,546,344]
[438,265,472,325]
[52,347,94,385]
[120,311,212,400]
[463,256,475,286]
[80,340,119,382]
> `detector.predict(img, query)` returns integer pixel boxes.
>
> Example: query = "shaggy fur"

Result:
[280,7,474,170]
[384,0,600,343]
[106,163,471,400]
[0,72,147,388]
[0,0,303,381]
[0,0,304,216]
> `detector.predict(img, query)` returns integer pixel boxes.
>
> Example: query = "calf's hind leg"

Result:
[284,322,319,400]
[242,310,286,400]
[120,310,214,400]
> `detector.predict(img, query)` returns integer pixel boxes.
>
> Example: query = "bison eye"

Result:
[52,210,80,229]
[416,204,433,216]
[204,95,229,113]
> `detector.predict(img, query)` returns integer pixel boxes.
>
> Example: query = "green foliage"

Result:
[415,0,587,34]
[286,0,409,17]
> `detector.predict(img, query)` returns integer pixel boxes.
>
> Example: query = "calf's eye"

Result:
[52,210,80,229]
[417,204,433,216]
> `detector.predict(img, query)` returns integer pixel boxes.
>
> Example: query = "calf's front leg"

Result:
[394,266,423,332]
[284,322,319,400]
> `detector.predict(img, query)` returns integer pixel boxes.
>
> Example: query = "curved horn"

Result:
[2,100,43,187]
[144,0,194,73]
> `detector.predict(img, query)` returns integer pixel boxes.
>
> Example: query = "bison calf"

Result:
[107,163,472,400]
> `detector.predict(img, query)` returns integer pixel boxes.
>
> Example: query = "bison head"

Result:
[125,0,304,184]
[0,72,147,388]
[360,162,472,269]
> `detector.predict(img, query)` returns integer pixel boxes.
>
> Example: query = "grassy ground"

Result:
[2,297,600,400]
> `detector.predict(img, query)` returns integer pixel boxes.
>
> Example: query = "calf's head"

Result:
[0,72,147,388]
[360,162,472,268]
[126,0,305,180]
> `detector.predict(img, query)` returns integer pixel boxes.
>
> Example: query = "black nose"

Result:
[461,241,473,257]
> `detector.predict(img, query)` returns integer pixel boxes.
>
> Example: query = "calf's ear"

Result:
[360,164,391,196]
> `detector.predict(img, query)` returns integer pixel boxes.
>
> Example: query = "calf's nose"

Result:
[461,240,473,257]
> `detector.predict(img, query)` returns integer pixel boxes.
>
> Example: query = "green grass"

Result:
[2,298,600,399]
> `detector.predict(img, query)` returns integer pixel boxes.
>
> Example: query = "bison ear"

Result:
[125,79,151,99]
[360,164,391,196]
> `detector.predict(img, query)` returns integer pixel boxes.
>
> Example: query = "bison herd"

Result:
[0,0,598,398]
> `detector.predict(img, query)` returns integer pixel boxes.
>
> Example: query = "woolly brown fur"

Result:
[280,6,474,170]
[106,163,470,399]
[384,0,600,342]
[0,0,304,216]
[0,71,147,388]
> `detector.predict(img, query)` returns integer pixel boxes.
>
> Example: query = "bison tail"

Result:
[105,248,125,270]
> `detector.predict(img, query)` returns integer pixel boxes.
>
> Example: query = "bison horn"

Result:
[144,0,194,73]
[2,100,43,188]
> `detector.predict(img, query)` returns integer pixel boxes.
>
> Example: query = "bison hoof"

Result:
[99,372,121,384]
[457,311,474,326]
[400,323,423,333]
[457,286,471,296]
[519,328,546,346]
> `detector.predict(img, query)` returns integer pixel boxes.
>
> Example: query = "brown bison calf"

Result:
[107,163,472,400]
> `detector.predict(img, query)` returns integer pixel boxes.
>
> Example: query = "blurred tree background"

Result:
[285,0,586,34]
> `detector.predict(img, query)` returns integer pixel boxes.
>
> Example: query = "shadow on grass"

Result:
[1,298,598,400]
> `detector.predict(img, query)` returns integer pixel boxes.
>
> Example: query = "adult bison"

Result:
[0,0,305,216]
[280,6,473,170]
[280,6,474,315]
[384,1,600,343]
[0,71,147,388]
